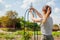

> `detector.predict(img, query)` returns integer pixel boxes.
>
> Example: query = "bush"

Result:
[5,34,15,39]
[21,31,32,40]
[13,30,23,35]
[52,32,60,37]
[0,33,15,40]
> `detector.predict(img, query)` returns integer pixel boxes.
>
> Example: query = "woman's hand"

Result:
[30,7,34,10]
[30,7,36,11]
[29,7,35,14]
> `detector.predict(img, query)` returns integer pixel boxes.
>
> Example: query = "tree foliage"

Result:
[0,10,40,30]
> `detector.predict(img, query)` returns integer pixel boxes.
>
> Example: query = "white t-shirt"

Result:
[40,17,53,35]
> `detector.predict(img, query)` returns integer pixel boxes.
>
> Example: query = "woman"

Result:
[29,5,54,40]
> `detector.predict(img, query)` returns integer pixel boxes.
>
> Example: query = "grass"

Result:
[0,30,60,40]
[0,28,60,36]
[16,31,60,36]
[0,30,60,36]
[52,31,60,37]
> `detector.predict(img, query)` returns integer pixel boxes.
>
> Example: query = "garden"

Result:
[0,11,60,40]
[0,28,60,40]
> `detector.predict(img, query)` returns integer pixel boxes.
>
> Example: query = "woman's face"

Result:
[42,5,51,17]
[42,5,49,15]
[42,10,46,14]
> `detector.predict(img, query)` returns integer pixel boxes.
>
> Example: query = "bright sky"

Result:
[0,0,60,24]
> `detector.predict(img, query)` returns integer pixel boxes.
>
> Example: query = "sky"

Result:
[0,0,60,24]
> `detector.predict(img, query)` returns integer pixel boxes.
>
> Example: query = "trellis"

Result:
[24,3,38,40]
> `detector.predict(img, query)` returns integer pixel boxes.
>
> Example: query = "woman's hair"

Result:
[42,5,51,15]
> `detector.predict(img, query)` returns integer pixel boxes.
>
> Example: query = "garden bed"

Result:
[0,30,60,40]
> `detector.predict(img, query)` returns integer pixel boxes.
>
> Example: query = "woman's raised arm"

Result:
[30,7,43,18]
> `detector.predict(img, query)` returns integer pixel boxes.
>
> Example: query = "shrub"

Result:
[13,30,23,35]
[21,31,32,40]
[4,34,15,40]
[52,32,60,37]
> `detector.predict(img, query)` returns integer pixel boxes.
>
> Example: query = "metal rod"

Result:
[24,9,29,40]
[24,3,38,40]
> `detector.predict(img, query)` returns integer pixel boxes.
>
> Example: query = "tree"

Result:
[6,11,18,19]
[6,11,18,28]
[53,24,59,31]
[0,16,10,28]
